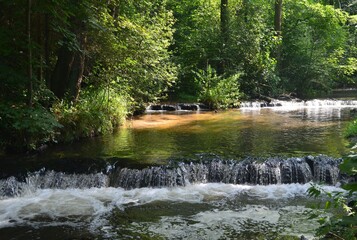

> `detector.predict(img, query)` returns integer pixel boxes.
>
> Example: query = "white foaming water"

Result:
[239,100,354,123]
[0,183,342,231]
[146,205,320,239]
[240,99,357,110]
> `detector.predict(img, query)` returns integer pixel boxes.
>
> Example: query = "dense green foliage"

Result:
[282,1,349,97]
[168,0,357,99]
[194,65,241,109]
[1,0,357,150]
[346,119,357,138]
[0,0,176,151]
[308,180,357,239]
[91,0,177,106]
[52,87,128,142]
[0,103,62,152]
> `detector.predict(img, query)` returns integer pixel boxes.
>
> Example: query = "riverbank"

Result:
[0,89,128,154]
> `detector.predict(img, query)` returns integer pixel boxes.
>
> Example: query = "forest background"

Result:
[1,0,357,151]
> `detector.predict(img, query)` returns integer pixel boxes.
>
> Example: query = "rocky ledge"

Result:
[146,103,210,112]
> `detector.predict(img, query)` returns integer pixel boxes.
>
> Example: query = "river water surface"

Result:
[31,103,351,164]
[0,101,355,239]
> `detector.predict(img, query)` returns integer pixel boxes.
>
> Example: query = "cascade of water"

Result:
[145,103,209,112]
[0,169,109,198]
[0,155,342,197]
[239,99,357,109]
[108,155,342,189]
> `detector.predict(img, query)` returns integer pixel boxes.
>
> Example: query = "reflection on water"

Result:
[37,106,351,165]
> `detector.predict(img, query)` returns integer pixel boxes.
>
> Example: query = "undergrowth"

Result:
[0,103,62,152]
[52,87,129,142]
[346,120,357,139]
[0,87,129,152]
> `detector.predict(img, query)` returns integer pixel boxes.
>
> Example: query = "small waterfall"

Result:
[145,103,209,112]
[145,100,357,112]
[239,101,285,108]
[0,169,109,198]
[0,155,342,197]
[109,155,341,189]
[239,99,357,109]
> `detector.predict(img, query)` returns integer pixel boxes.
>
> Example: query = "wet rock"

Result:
[198,104,209,110]
[350,108,357,115]
[178,104,198,111]
[278,94,292,101]
[277,93,302,102]
[149,105,162,111]
[146,103,211,112]
[260,102,268,107]
[162,105,177,111]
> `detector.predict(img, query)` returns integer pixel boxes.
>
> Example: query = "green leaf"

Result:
[340,158,357,174]
[343,183,357,192]
[308,213,319,220]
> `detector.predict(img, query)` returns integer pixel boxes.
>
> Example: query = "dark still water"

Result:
[34,105,351,166]
[0,102,354,240]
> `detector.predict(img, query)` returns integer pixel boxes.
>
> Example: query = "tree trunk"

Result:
[68,34,86,102]
[50,19,86,101]
[274,0,282,36]
[45,14,50,87]
[27,0,33,107]
[36,13,43,83]
[219,0,229,75]
[50,46,75,99]
[274,0,283,73]
[221,0,229,42]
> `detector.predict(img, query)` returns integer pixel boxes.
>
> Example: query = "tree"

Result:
[27,0,33,107]
[220,0,229,74]
[90,0,177,106]
[0,0,178,150]
[48,1,89,101]
[229,0,280,97]
[221,0,229,40]
[281,0,349,98]
[274,0,283,36]
[273,0,283,81]
[167,0,221,98]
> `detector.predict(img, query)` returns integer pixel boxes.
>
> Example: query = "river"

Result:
[0,100,355,239]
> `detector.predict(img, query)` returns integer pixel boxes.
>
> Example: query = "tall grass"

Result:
[52,87,129,142]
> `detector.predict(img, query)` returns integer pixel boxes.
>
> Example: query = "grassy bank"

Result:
[0,88,129,153]
[52,88,128,143]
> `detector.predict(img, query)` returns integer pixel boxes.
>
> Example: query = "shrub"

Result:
[346,120,357,138]
[52,87,128,142]
[0,103,62,151]
[194,65,242,109]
